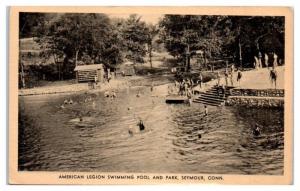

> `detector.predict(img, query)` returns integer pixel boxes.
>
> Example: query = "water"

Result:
[18,84,284,175]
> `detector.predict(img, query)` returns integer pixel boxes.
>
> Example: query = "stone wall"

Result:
[226,96,284,108]
[230,88,284,97]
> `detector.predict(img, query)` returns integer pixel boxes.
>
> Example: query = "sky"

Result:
[108,13,163,24]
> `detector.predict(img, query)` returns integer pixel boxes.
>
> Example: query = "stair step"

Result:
[195,98,224,104]
[200,93,226,98]
[195,97,223,102]
[193,100,221,106]
[197,97,225,102]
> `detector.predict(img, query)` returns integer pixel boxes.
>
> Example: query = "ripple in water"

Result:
[18,86,284,174]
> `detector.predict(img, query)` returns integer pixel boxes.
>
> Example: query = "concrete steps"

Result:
[193,85,234,106]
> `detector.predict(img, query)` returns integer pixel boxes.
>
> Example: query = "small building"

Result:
[74,64,104,83]
[117,61,135,76]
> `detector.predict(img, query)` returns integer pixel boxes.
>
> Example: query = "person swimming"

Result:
[138,119,145,131]
[104,91,110,97]
[64,99,68,105]
[128,125,134,136]
[111,91,117,98]
[253,123,261,136]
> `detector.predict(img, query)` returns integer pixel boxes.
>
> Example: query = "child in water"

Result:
[138,119,145,131]
[253,123,261,136]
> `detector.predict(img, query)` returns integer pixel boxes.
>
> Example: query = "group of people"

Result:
[171,78,195,98]
[216,65,243,87]
[254,51,279,69]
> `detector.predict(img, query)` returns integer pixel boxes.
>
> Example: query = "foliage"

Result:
[159,15,285,68]
[121,14,149,63]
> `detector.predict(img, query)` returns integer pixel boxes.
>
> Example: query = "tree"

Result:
[35,13,123,80]
[159,15,285,69]
[146,24,159,68]
[121,14,149,64]
[159,15,226,71]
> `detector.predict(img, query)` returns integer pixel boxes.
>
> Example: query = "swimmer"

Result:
[150,81,154,92]
[198,134,202,139]
[104,91,110,97]
[111,91,117,98]
[253,123,261,136]
[138,119,145,131]
[69,99,73,104]
[64,99,68,105]
[128,125,134,136]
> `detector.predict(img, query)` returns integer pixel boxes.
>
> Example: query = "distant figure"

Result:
[150,81,154,92]
[104,91,110,97]
[270,67,278,89]
[111,91,117,98]
[64,99,68,105]
[253,123,261,136]
[69,99,73,105]
[128,125,133,136]
[184,80,189,96]
[198,134,202,139]
[224,68,229,86]
[204,105,208,116]
[231,64,235,73]
[136,91,141,97]
[237,68,242,86]
[273,52,278,67]
[138,119,145,131]
[221,84,226,98]
[258,52,262,68]
[254,56,259,69]
[216,71,221,86]
[264,53,269,68]
[198,72,203,88]
[230,65,235,86]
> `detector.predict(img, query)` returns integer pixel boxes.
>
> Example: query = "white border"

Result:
[1,0,299,191]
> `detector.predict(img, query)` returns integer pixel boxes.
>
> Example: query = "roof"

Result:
[74,64,103,71]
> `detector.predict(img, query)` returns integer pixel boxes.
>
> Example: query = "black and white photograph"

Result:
[8,6,293,185]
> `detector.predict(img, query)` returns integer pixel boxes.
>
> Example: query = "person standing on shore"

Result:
[237,68,242,87]
[270,67,278,89]
[217,71,221,86]
[230,64,235,86]
[204,105,208,116]
[224,68,229,86]
[264,53,269,68]
[273,52,278,68]
[254,56,259,69]
[258,51,262,68]
[198,72,203,88]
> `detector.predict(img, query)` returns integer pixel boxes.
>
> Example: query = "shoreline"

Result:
[18,75,173,96]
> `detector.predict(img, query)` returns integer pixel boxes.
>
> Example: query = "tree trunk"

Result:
[149,45,153,68]
[239,38,242,68]
[20,62,26,88]
[75,49,79,66]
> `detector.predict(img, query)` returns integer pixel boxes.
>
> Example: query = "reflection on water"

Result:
[18,85,284,174]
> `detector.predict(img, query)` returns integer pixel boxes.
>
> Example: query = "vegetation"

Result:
[159,15,284,69]
[19,13,284,88]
